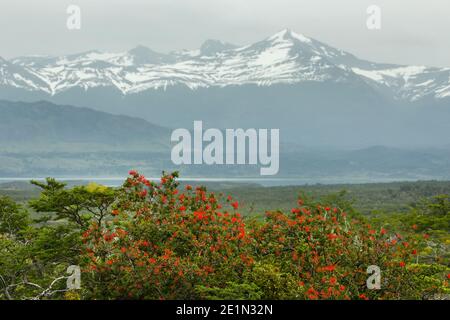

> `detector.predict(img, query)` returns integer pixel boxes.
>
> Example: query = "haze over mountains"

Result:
[1,100,449,181]
[1,29,449,149]
[0,30,450,180]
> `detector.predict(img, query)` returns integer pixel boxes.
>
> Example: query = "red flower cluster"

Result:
[81,171,250,299]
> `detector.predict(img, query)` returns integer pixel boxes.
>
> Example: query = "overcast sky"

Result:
[1,0,449,67]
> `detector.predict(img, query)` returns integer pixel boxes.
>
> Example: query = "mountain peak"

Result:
[200,39,237,56]
[66,50,101,58]
[268,28,312,44]
[128,45,172,64]
[128,45,154,56]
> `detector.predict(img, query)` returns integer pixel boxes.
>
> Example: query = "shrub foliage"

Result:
[1,171,449,300]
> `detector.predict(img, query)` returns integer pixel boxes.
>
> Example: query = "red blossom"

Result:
[327,233,338,240]
[139,189,148,197]
[320,265,336,272]
[358,293,369,300]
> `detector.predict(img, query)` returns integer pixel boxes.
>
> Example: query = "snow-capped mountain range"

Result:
[1,29,449,102]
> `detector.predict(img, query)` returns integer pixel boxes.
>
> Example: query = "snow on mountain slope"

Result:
[1,29,450,101]
[352,65,450,100]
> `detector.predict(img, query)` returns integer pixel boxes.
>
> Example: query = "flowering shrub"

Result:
[80,171,449,300]
[250,203,432,299]
[82,171,252,299]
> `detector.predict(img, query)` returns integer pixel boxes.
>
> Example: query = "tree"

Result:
[29,179,117,228]
[0,195,80,300]
[0,196,30,238]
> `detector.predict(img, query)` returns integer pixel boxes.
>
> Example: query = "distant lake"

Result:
[0,176,427,187]
[0,177,313,187]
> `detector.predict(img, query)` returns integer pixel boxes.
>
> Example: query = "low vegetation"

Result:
[0,171,449,300]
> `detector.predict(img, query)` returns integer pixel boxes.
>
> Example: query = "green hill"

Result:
[0,100,170,152]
